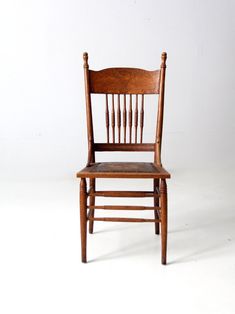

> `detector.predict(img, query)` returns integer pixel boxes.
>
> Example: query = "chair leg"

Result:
[160,179,168,265]
[80,178,87,263]
[89,178,96,234]
[153,179,160,235]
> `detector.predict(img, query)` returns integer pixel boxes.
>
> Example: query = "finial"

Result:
[161,52,167,68]
[83,52,89,68]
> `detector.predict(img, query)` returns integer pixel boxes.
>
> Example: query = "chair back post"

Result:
[83,52,95,166]
[155,52,167,166]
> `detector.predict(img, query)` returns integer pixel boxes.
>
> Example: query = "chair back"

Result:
[83,52,167,166]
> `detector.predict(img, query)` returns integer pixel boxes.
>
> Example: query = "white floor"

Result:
[0,168,235,314]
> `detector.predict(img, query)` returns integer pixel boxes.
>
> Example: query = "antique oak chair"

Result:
[77,52,170,264]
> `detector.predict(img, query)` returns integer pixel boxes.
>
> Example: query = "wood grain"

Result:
[93,143,155,151]
[89,68,160,94]
[88,191,159,198]
[88,205,160,210]
[88,217,161,223]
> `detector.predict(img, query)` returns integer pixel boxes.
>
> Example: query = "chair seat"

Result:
[77,162,171,179]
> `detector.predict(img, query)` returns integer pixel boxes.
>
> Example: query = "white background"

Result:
[0,1,235,313]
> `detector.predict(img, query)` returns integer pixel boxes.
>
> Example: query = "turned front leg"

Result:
[80,178,87,263]
[160,179,168,265]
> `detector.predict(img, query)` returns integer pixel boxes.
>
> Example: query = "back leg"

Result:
[89,178,96,234]
[153,179,160,234]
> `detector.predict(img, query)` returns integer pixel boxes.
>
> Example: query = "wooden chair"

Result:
[77,52,171,264]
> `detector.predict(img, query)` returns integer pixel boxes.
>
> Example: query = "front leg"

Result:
[80,178,87,263]
[160,179,168,265]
